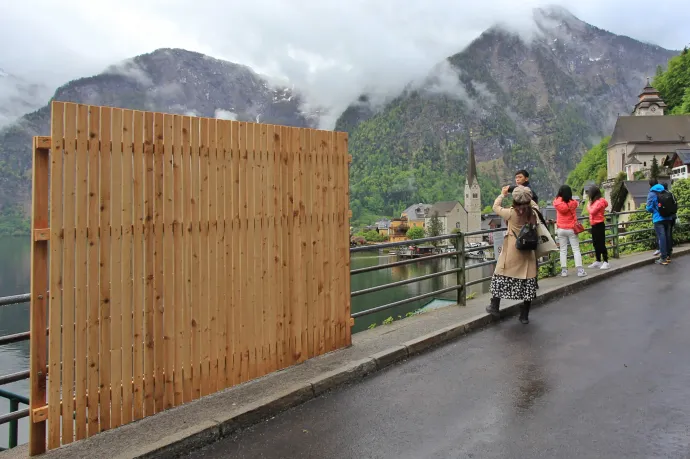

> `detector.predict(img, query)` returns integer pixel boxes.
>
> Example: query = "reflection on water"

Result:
[0,238,495,448]
[0,236,31,448]
[350,250,494,333]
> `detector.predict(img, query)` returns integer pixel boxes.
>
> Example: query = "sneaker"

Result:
[589,261,602,268]
[653,250,660,256]
[561,269,568,277]
[577,268,588,277]
[655,258,669,265]
[600,262,610,270]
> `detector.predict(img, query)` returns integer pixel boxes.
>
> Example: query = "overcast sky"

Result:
[1,0,688,118]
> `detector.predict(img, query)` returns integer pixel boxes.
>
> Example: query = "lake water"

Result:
[0,236,493,449]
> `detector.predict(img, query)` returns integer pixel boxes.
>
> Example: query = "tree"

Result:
[610,172,628,212]
[653,48,690,114]
[650,157,660,180]
[566,136,610,196]
[406,226,425,240]
[426,212,444,238]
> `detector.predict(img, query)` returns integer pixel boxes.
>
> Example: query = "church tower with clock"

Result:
[464,133,482,244]
[633,79,667,116]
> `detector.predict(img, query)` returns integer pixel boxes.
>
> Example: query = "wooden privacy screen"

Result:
[29,101,351,453]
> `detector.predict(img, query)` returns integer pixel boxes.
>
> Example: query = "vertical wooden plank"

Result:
[298,128,310,360]
[327,132,338,351]
[339,132,352,347]
[74,104,89,440]
[29,136,49,455]
[181,116,193,402]
[328,132,343,350]
[143,111,156,417]
[237,122,249,382]
[256,124,273,376]
[314,130,325,356]
[230,121,241,385]
[153,112,165,413]
[264,124,276,372]
[207,119,219,392]
[173,115,185,406]
[98,106,112,432]
[109,108,124,429]
[291,127,304,363]
[304,130,315,359]
[60,102,78,445]
[320,130,331,353]
[275,127,285,368]
[199,117,211,395]
[248,123,263,378]
[217,120,228,389]
[190,117,202,400]
[247,123,259,379]
[132,110,145,420]
[332,132,343,348]
[121,109,134,425]
[48,102,65,449]
[281,126,293,366]
[86,107,101,436]
[163,113,175,408]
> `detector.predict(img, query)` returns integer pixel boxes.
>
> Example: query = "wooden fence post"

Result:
[612,213,620,259]
[455,233,466,306]
[29,136,50,456]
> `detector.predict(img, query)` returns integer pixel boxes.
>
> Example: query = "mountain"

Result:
[341,7,678,223]
[0,48,313,232]
[0,67,51,129]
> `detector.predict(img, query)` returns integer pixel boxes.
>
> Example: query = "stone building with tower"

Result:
[464,137,482,243]
[602,80,690,204]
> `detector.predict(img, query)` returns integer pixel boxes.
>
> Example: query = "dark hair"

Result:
[649,178,658,187]
[515,169,529,178]
[557,184,573,202]
[587,185,602,202]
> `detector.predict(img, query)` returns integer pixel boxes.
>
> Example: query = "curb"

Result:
[139,248,689,458]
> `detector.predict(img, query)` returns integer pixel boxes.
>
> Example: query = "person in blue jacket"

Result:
[646,180,672,265]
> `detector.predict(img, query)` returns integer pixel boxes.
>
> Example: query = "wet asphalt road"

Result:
[190,257,690,459]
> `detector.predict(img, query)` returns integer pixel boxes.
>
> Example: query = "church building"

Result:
[603,80,690,203]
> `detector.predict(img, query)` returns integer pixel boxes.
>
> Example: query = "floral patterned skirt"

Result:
[490,274,537,301]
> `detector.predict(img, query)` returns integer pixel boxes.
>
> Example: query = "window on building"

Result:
[627,202,631,211]
[644,161,647,167]
[472,193,478,198]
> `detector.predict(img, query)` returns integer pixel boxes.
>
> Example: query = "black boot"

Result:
[519,301,531,324]
[486,297,501,318]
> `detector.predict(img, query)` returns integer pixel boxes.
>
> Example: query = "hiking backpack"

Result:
[656,190,678,218]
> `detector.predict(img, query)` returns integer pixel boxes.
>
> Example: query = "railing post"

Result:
[455,233,466,306]
[548,221,558,277]
[29,137,50,456]
[612,212,620,259]
[9,398,19,449]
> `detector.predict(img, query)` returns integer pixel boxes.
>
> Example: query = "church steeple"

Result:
[633,78,667,116]
[464,130,482,242]
[466,136,478,187]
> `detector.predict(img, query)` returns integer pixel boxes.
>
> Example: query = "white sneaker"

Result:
[577,268,588,277]
[653,250,660,256]
[600,262,610,270]
[589,261,602,268]
[561,269,568,277]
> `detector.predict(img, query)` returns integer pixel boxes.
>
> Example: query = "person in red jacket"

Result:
[553,185,587,277]
[586,185,609,269]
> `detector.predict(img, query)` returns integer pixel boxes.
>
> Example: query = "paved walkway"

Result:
[2,247,686,459]
[192,255,690,459]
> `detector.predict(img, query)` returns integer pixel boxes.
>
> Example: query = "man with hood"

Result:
[646,179,672,265]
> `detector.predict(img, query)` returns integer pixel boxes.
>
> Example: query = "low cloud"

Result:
[214,109,237,120]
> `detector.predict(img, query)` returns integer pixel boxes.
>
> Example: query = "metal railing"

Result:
[0,208,686,450]
[350,208,688,319]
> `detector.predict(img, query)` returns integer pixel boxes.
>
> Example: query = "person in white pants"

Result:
[553,185,587,277]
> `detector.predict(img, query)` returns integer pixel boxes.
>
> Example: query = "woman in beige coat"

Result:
[486,185,539,324]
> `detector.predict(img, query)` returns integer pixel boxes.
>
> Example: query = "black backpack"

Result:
[514,212,538,251]
[656,190,678,218]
